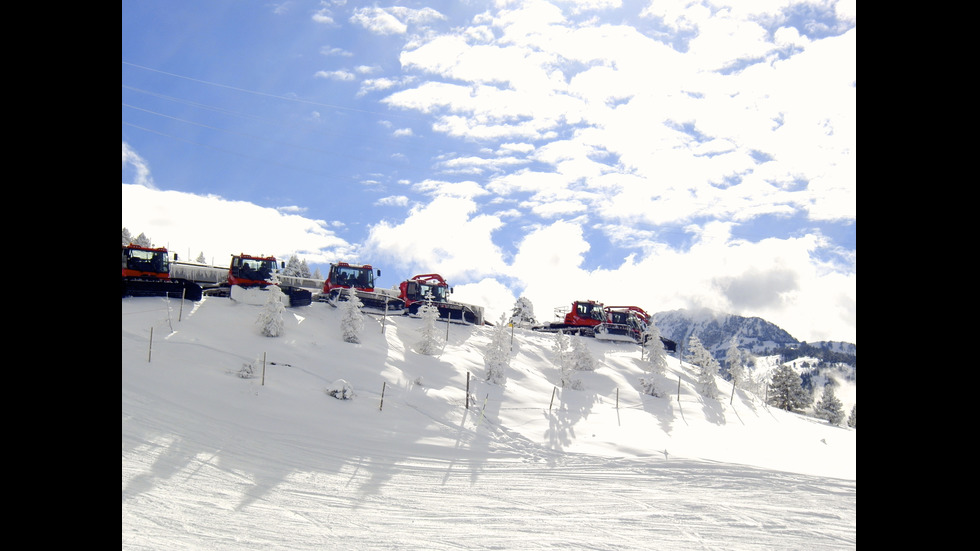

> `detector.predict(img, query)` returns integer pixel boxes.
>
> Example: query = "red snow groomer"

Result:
[398,273,482,324]
[122,243,203,301]
[211,253,312,307]
[532,300,634,342]
[317,262,404,314]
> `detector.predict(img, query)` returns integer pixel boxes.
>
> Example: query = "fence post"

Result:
[261,352,266,386]
[677,375,681,401]
[616,387,619,409]
[380,381,387,411]
[730,381,736,405]
[549,386,557,412]
[148,327,153,363]
[466,372,470,409]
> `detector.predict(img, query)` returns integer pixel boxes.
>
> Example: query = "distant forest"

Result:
[773,343,856,369]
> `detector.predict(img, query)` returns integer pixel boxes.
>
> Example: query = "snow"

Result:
[123,295,856,550]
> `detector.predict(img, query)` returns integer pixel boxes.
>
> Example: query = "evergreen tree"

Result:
[483,313,510,384]
[415,292,443,355]
[283,255,303,277]
[122,227,133,246]
[767,364,810,412]
[814,384,845,425]
[134,232,152,247]
[340,286,364,344]
[313,267,323,279]
[569,336,597,371]
[551,330,570,369]
[299,258,312,278]
[847,403,856,428]
[510,297,537,328]
[195,252,207,264]
[550,331,581,389]
[685,335,720,399]
[726,340,747,388]
[639,323,668,396]
[256,286,286,337]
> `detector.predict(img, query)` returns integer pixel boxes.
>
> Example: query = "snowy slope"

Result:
[122,296,856,550]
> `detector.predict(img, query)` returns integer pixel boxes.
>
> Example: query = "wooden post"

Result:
[380,381,387,411]
[677,375,681,401]
[466,372,470,409]
[730,380,736,405]
[549,386,557,412]
[261,352,266,386]
[148,326,153,362]
[616,387,619,409]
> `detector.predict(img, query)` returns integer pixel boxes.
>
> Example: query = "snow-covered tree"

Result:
[133,232,152,247]
[510,297,537,328]
[313,267,323,279]
[685,335,720,399]
[195,251,207,264]
[639,324,668,396]
[847,403,856,428]
[256,286,286,337]
[340,286,364,344]
[814,385,845,425]
[415,293,443,355]
[551,330,570,369]
[642,324,669,376]
[726,340,747,388]
[122,227,133,246]
[569,336,597,372]
[483,313,510,384]
[283,255,302,277]
[767,364,810,412]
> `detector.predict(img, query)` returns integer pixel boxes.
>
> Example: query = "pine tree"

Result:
[551,331,582,389]
[814,385,845,425]
[415,292,443,355]
[483,313,510,384]
[510,297,537,328]
[283,255,302,277]
[256,286,286,337]
[685,335,720,399]
[639,324,668,396]
[299,259,312,278]
[134,232,152,247]
[726,340,747,388]
[122,227,133,246]
[340,286,364,344]
[847,403,856,428]
[767,364,810,412]
[569,336,597,372]
[551,330,570,369]
[195,252,207,264]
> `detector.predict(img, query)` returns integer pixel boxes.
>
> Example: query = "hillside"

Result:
[122,295,856,550]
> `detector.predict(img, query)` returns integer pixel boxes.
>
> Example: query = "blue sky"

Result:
[122,0,856,343]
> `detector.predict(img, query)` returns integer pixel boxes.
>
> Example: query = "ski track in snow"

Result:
[123,297,855,550]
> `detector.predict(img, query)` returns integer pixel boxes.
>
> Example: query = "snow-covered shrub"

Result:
[325,379,354,400]
[239,354,262,379]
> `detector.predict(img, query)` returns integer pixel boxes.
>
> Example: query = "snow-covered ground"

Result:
[122,295,856,550]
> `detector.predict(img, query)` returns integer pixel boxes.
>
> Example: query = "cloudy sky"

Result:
[122,0,856,344]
